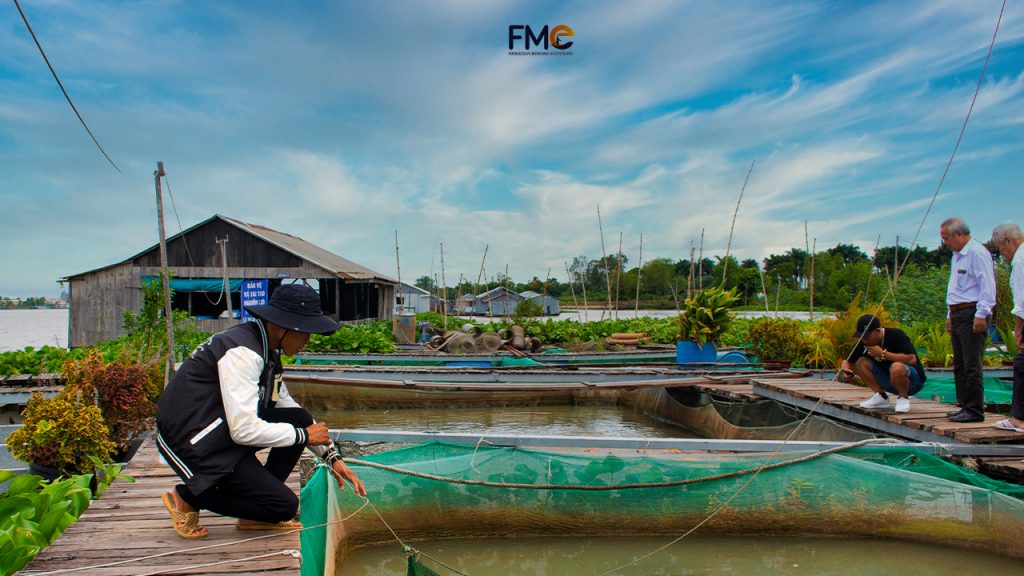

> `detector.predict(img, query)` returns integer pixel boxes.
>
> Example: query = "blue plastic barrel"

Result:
[676,341,717,364]
[716,350,749,364]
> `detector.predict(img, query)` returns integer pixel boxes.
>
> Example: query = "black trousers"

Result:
[176,407,312,524]
[1013,350,1024,421]
[949,307,988,418]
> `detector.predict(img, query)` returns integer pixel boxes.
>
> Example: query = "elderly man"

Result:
[991,223,1024,432]
[843,314,926,413]
[941,217,996,423]
[156,284,366,539]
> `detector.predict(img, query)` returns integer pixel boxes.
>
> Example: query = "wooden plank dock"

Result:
[751,378,1024,453]
[21,439,302,576]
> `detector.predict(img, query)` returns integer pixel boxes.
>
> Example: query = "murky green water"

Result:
[310,405,696,438]
[338,535,1024,575]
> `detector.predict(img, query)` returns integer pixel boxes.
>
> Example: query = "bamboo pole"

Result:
[473,244,488,316]
[597,205,613,320]
[698,228,705,291]
[565,262,582,322]
[614,231,623,320]
[758,265,770,313]
[774,276,781,318]
[722,159,755,286]
[809,238,816,322]
[503,263,510,321]
[543,266,551,316]
[579,259,590,322]
[635,233,643,315]
[440,242,448,330]
[865,234,881,304]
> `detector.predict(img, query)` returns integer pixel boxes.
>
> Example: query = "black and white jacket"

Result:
[155,320,337,494]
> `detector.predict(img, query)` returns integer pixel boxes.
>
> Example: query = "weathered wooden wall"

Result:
[69,265,142,347]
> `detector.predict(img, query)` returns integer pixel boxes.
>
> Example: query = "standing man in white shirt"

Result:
[991,223,1024,433]
[941,217,996,423]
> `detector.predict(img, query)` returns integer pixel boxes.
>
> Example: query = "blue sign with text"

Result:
[241,279,269,321]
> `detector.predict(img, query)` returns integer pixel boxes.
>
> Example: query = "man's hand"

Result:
[306,422,331,445]
[946,318,952,334]
[864,345,884,358]
[331,460,367,497]
[1015,330,1022,350]
[972,317,987,335]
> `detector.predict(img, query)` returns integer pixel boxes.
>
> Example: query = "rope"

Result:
[11,0,122,174]
[23,500,368,575]
[342,437,895,491]
[134,549,300,576]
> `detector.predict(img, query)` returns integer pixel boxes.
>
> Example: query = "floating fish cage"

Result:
[300,442,1024,575]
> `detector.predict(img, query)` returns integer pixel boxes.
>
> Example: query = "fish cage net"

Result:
[300,442,1024,576]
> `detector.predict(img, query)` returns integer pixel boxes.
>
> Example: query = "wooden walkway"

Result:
[752,378,1024,453]
[21,439,301,576]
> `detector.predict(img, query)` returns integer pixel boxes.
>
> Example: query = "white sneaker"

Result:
[894,397,911,413]
[859,393,890,409]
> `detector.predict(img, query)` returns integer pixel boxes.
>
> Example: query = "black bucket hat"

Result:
[246,284,340,335]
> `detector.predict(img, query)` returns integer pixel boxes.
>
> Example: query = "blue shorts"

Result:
[870,362,924,396]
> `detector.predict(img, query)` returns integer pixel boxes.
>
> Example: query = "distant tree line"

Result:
[410,240,1000,320]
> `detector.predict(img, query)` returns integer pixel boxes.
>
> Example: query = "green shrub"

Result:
[677,287,740,345]
[748,318,812,363]
[7,392,115,477]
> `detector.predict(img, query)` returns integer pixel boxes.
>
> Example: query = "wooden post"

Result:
[758,265,770,313]
[216,235,232,318]
[394,230,402,311]
[154,162,175,387]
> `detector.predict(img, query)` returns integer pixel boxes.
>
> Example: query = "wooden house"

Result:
[62,215,396,348]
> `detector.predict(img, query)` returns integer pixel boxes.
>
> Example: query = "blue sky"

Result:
[1,0,1023,297]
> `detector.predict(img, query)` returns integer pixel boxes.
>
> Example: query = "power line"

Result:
[12,0,122,174]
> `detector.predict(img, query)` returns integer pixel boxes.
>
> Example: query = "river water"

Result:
[338,535,1024,575]
[0,309,69,352]
[309,405,696,438]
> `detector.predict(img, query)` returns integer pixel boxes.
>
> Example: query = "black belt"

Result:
[949,301,977,313]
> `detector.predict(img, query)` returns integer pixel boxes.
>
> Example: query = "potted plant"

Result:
[7,391,115,481]
[60,351,157,461]
[676,287,739,364]
[748,318,811,369]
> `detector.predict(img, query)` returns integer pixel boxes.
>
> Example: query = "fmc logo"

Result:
[508,24,575,55]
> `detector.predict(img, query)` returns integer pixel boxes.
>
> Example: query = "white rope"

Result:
[134,549,300,576]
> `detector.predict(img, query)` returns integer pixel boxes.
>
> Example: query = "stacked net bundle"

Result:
[301,442,1024,576]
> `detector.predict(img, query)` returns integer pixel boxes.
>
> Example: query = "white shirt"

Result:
[216,347,332,460]
[1012,243,1024,321]
[946,238,996,318]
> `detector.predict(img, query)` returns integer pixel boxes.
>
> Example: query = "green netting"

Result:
[407,555,441,576]
[302,442,1024,576]
[920,376,1013,403]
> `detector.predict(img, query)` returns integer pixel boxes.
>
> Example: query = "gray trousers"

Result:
[949,306,988,418]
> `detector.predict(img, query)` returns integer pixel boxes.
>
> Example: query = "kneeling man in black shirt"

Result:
[841,314,927,414]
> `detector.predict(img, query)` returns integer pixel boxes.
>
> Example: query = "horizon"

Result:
[2,1,1023,298]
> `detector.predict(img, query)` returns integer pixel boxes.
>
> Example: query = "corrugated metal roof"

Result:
[63,214,396,284]
[220,216,395,283]
[477,286,523,302]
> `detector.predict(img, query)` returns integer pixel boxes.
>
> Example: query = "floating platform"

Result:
[751,378,1024,459]
[21,439,301,576]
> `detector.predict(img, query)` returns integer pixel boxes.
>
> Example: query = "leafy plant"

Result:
[748,318,812,363]
[0,469,115,574]
[815,293,895,367]
[61,352,156,456]
[7,391,115,477]
[909,320,953,367]
[304,321,396,354]
[677,287,740,346]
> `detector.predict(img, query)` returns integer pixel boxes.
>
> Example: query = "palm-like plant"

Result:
[677,287,740,346]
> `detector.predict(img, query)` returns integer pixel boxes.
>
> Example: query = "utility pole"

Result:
[216,235,232,318]
[155,162,175,387]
